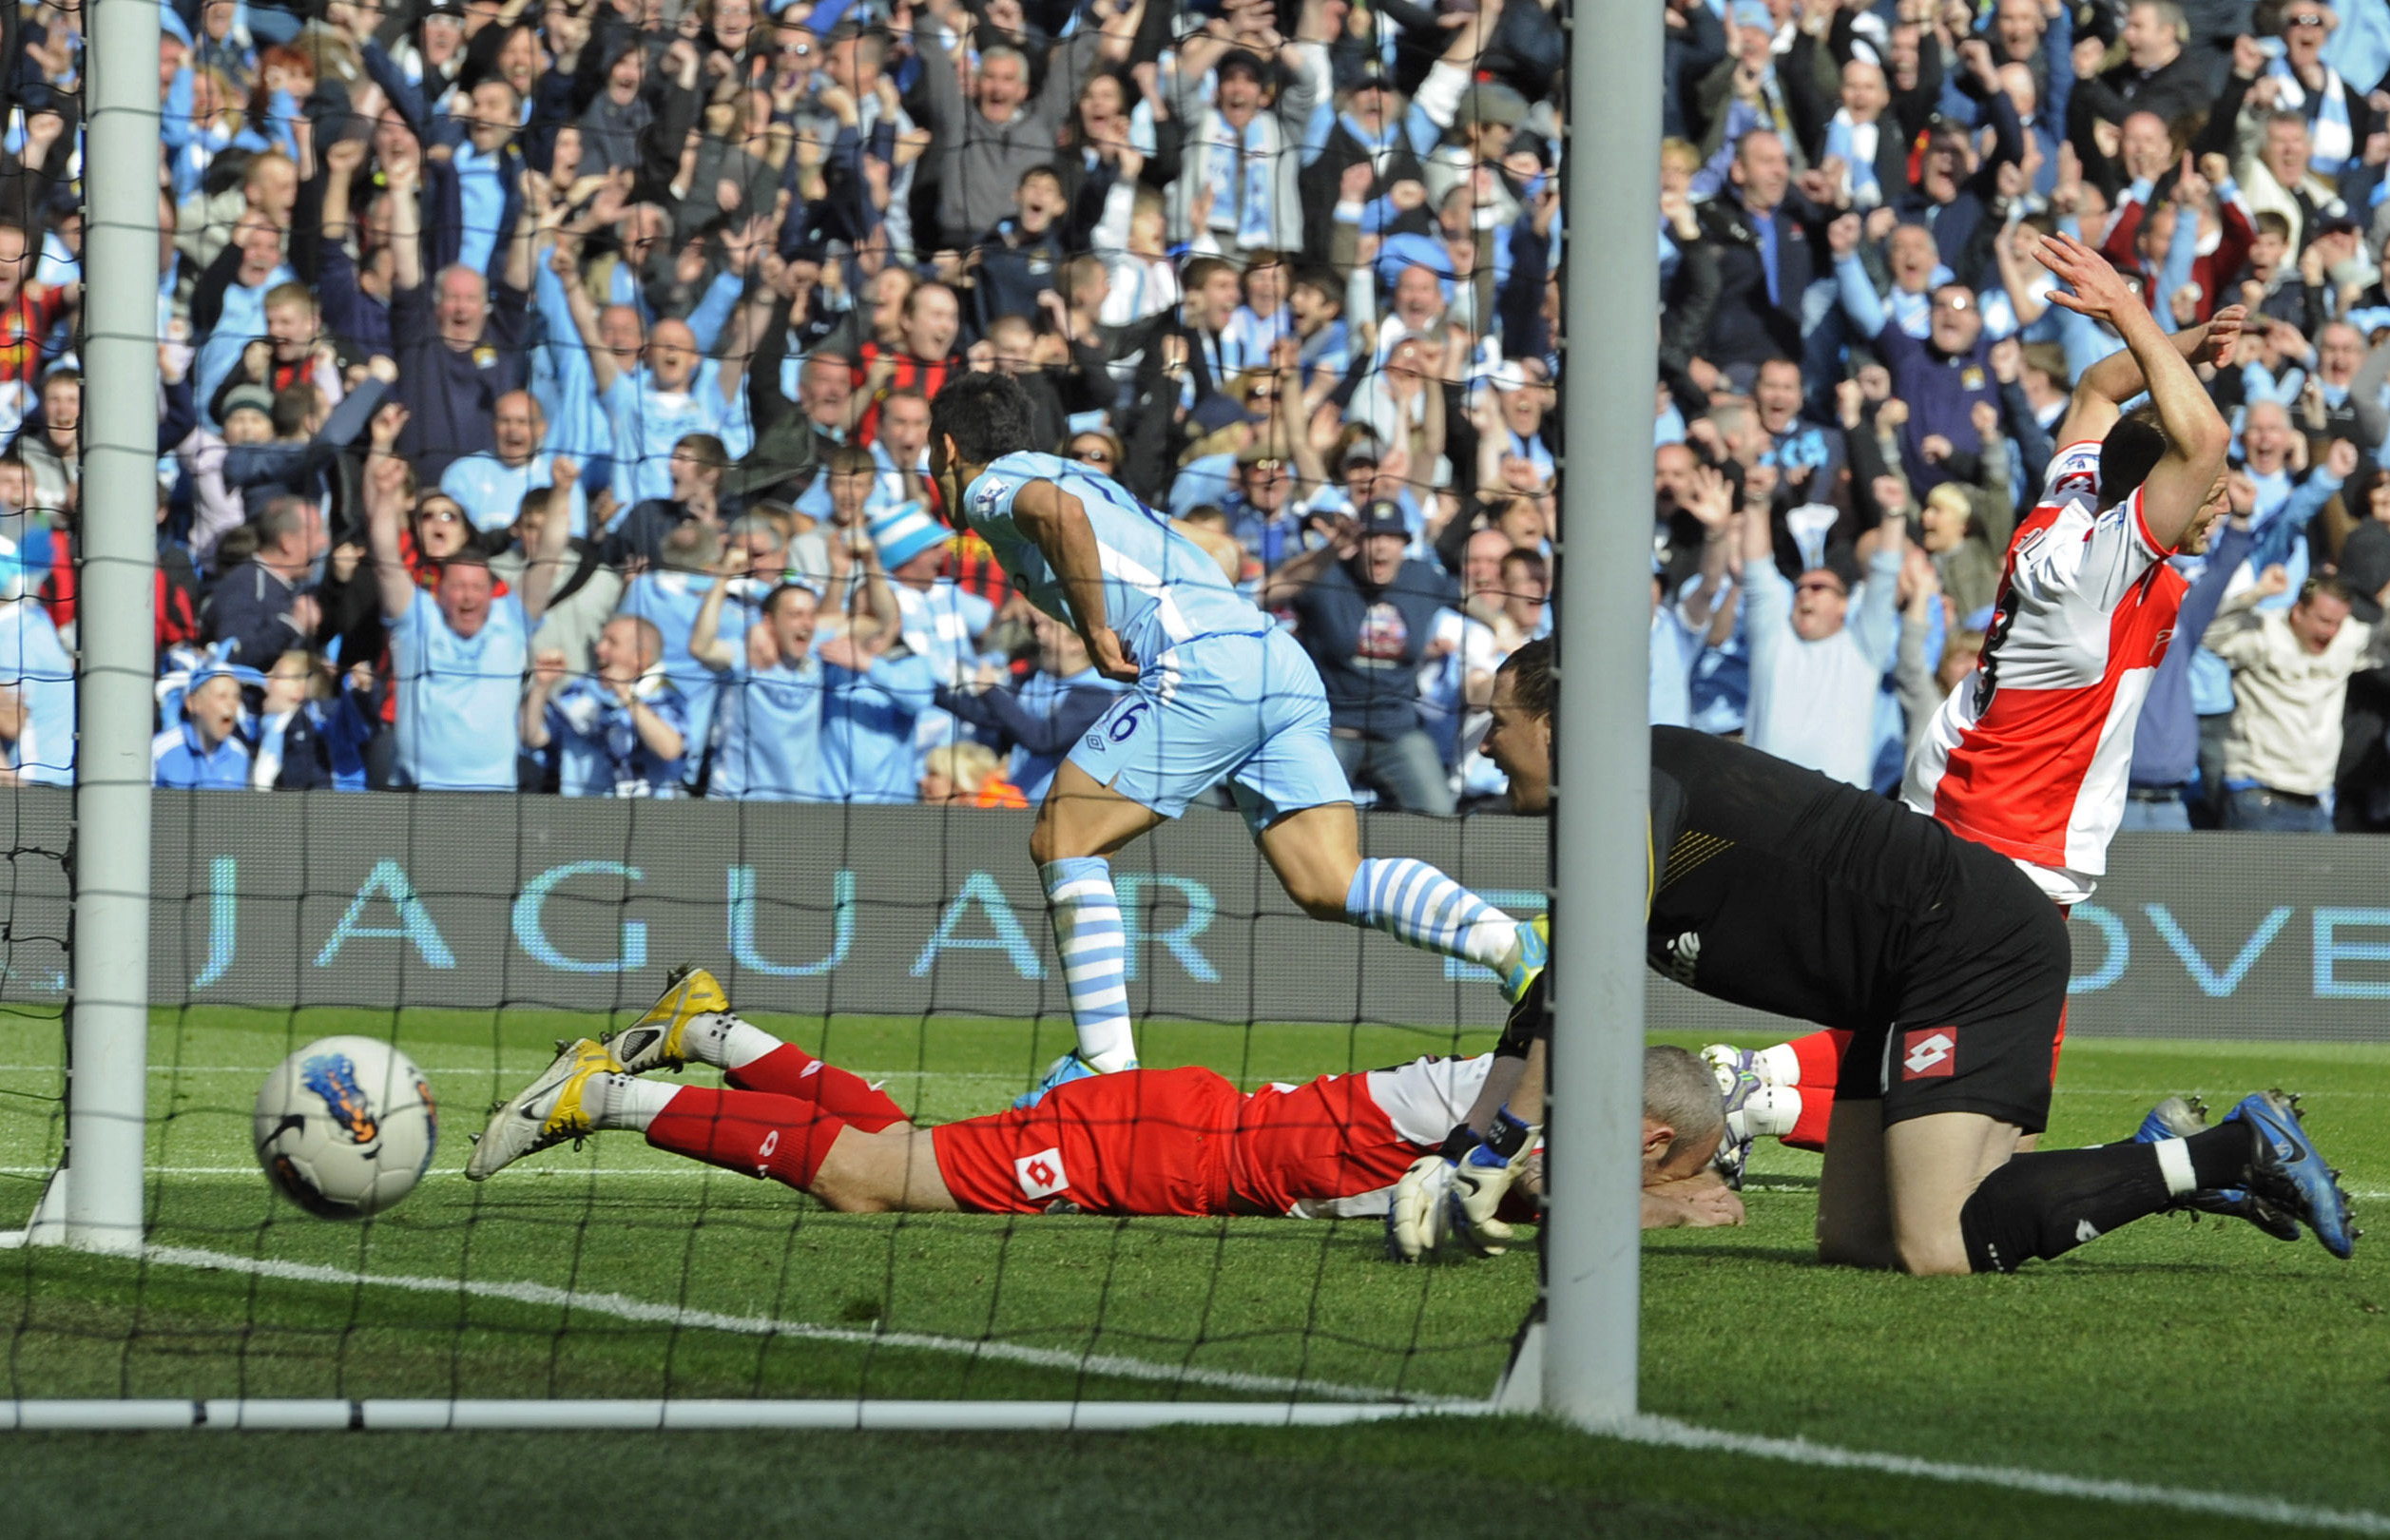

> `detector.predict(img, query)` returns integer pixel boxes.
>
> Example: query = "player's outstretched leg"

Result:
[467,1038,649,1181]
[468,1029,944,1209]
[1257,803,1540,998]
[607,965,908,1128]
[1843,1092,2359,1275]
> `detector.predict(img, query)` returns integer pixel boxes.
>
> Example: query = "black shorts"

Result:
[1832,843,2070,1134]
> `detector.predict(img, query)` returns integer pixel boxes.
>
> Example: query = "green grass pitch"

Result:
[0,1005,2385,1537]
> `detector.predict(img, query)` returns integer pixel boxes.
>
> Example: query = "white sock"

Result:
[719,1017,784,1072]
[593,1074,676,1133]
[661,1012,783,1070]
[1742,1085,1802,1140]
[1756,1044,1803,1086]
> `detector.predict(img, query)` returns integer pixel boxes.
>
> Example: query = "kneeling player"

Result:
[465,969,1743,1230]
[1392,641,2357,1275]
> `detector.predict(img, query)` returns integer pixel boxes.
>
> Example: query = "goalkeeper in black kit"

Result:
[1387,639,2358,1274]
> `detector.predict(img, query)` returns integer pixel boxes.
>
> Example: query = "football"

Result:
[252,1036,439,1218]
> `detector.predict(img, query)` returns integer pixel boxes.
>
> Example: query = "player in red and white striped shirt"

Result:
[1904,240,2241,906]
[1711,235,2241,1165]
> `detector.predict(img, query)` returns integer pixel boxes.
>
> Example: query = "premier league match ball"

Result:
[253,1036,439,1218]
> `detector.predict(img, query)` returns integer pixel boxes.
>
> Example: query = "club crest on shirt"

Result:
[1961,366,1986,392]
[973,477,1010,517]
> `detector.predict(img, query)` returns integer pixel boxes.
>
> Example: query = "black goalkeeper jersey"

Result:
[1505,728,2053,1048]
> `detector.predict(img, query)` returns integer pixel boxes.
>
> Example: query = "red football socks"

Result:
[1786,1029,1849,1087]
[646,1086,852,1191]
[724,1044,908,1132]
[1777,1030,1849,1152]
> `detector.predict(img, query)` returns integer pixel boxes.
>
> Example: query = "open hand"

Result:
[2036,230,2142,325]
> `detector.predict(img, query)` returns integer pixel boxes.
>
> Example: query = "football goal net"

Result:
[0,0,1656,1433]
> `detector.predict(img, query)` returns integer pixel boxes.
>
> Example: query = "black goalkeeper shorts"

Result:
[1832,845,2071,1135]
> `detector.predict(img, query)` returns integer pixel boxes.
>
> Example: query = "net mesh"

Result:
[6,0,1566,1414]
[10,790,1536,1405]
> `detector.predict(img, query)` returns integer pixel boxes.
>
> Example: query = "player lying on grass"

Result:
[1386,641,2357,1274]
[465,968,1742,1229]
[925,372,1542,1108]
[1723,249,2247,1176]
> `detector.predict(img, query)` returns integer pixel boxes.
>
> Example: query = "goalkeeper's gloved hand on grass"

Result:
[1384,1109,1540,1262]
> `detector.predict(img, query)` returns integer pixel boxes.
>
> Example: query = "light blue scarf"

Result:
[2272,57,2354,177]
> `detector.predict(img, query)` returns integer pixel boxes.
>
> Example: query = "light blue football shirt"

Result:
[960,452,1268,666]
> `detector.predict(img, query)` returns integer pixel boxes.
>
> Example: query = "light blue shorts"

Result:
[1066,628,1353,832]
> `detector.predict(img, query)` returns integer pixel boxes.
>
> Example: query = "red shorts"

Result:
[929,1066,1434,1218]
[1231,1071,1419,1216]
[931,1066,1240,1217]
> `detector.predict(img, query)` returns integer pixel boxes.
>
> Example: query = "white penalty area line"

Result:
[1606,1415,2390,1535]
[125,1243,1471,1409]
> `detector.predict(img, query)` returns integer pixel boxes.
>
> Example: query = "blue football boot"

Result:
[2226,1090,2360,1260]
[1501,916,1549,1006]
[2133,1094,2300,1242]
[1014,1051,1128,1110]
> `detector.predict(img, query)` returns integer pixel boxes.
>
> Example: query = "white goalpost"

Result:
[1,0,1658,1431]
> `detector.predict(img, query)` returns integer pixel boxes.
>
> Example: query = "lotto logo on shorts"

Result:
[1015,1147,1070,1201]
[1900,1030,1957,1080]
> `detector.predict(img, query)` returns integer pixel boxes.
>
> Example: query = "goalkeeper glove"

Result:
[1384,1109,1541,1262]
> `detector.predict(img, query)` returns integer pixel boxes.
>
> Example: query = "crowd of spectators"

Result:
[3,0,2390,831]
[1650,0,2390,832]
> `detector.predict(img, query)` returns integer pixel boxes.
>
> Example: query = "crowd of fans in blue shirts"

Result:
[9,0,2390,830]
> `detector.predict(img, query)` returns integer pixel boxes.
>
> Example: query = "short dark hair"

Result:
[2101,404,2168,503]
[1498,636,1554,722]
[2300,575,2357,608]
[270,384,318,439]
[929,371,1036,467]
[763,581,819,618]
[675,433,730,473]
[1182,255,1237,294]
[255,494,311,549]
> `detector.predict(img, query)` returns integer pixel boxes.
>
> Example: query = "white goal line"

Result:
[5,1244,2384,1531]
[1,1391,2383,1533]
[132,1243,1467,1407]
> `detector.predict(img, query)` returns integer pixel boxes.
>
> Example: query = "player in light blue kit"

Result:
[928,374,1543,1105]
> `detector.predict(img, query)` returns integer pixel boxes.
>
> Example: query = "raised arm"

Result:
[551,239,621,395]
[2051,240,2245,447]
[1008,479,1141,683]
[386,139,426,295]
[520,649,569,750]
[516,458,578,626]
[1852,509,1903,669]
[364,404,418,623]
[2037,232,2232,550]
[1676,465,1736,630]
[688,548,746,670]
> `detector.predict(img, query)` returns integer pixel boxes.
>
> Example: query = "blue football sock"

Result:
[1342,857,1515,967]
[1042,857,1137,1072]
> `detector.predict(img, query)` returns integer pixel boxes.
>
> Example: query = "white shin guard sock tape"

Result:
[596,1075,676,1134]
